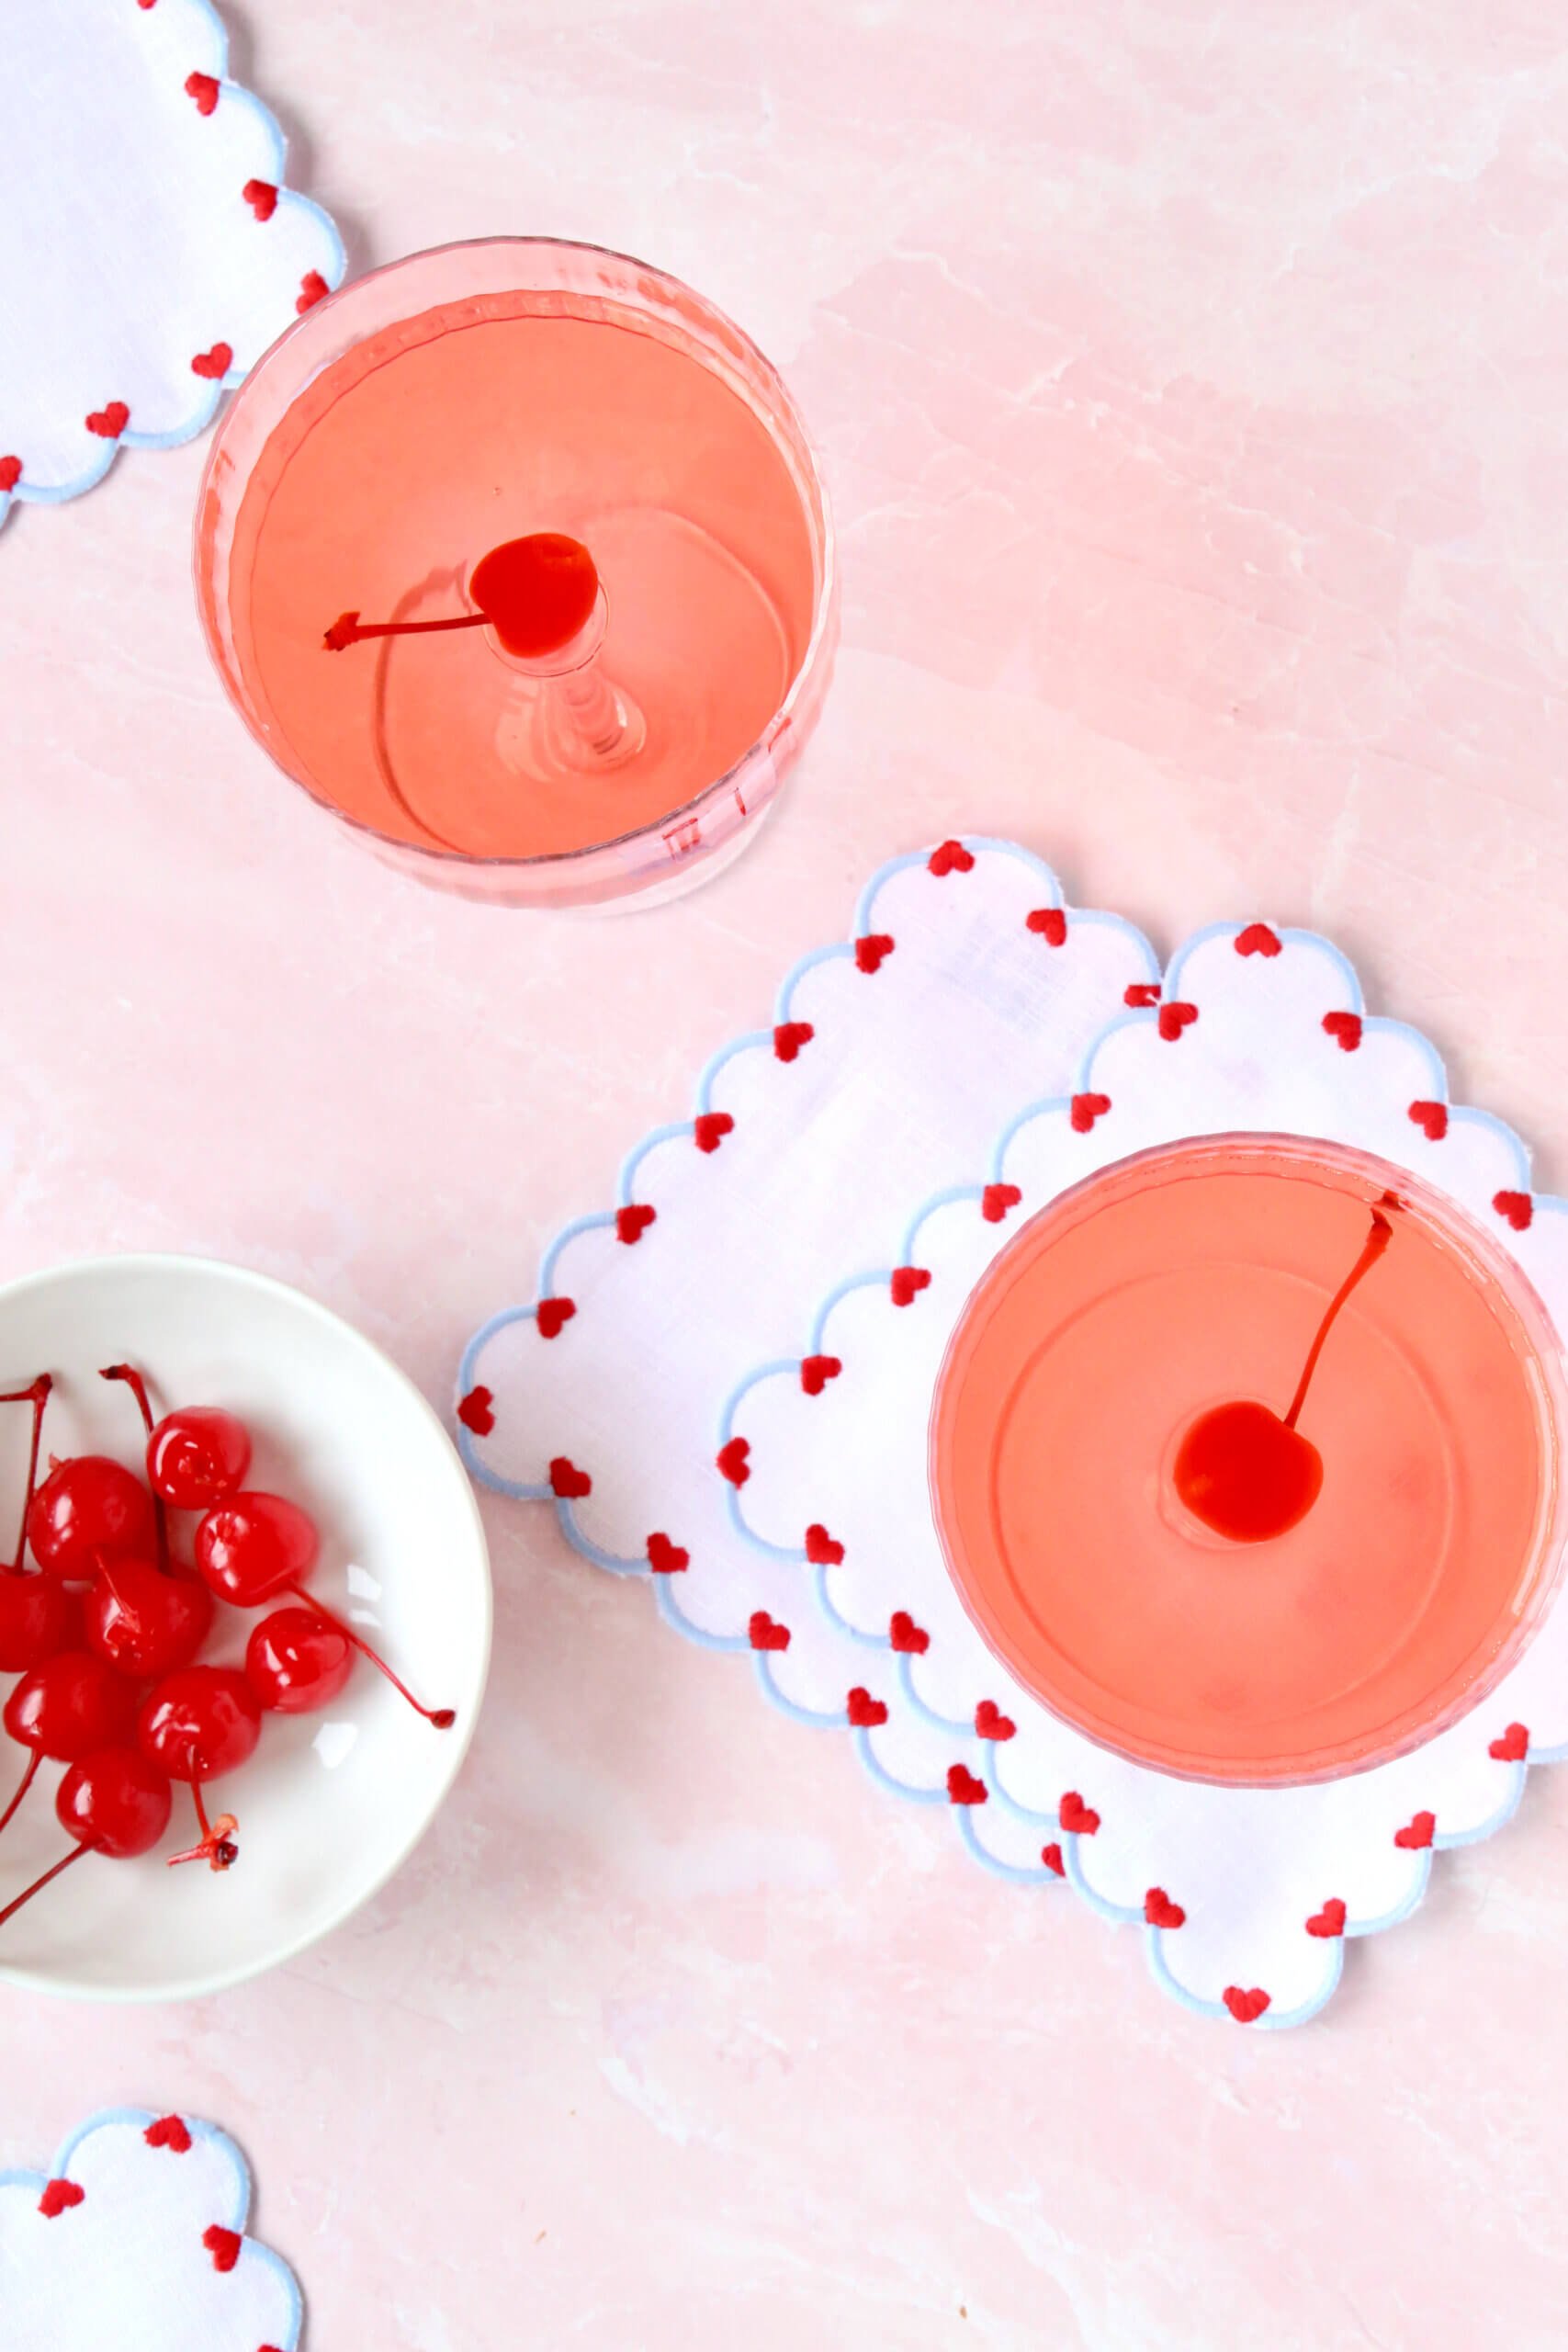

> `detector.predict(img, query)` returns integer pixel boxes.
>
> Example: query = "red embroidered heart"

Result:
[981,1183,1021,1224]
[1235,922,1281,958]
[889,1610,929,1654]
[890,1265,931,1306]
[536,1296,576,1339]
[1305,1897,1347,1939]
[243,176,278,221]
[1408,1100,1448,1142]
[1144,1887,1186,1929]
[716,1437,750,1487]
[773,1020,814,1062]
[928,839,975,876]
[1394,1809,1435,1850]
[1495,1190,1533,1232]
[204,2223,241,2272]
[1027,906,1067,946]
[805,1522,844,1566]
[1041,1841,1065,1875]
[1058,1792,1100,1836]
[85,401,130,438]
[974,1700,1015,1741]
[1070,1091,1111,1135]
[800,1353,841,1396]
[1489,1722,1529,1762]
[647,1532,688,1575]
[143,2114,192,2152]
[1157,1001,1199,1042]
[1223,1986,1270,2025]
[615,1203,656,1244]
[548,1455,592,1500]
[855,933,895,974]
[1323,1011,1362,1052]
[749,1610,790,1651]
[38,2179,84,2219]
[1125,981,1161,1009]
[456,1385,494,1436]
[846,1686,887,1728]
[693,1111,733,1153]
[186,70,220,113]
[297,270,329,312]
[190,343,232,379]
[947,1762,987,1804]
[0,456,19,493]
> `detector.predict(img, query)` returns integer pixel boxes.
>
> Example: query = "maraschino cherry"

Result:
[0,1651,140,1834]
[0,1747,172,1931]
[323,531,600,662]
[0,1575,79,1675]
[101,1358,254,1510]
[83,1555,213,1679]
[28,1454,154,1581]
[245,1607,352,1714]
[138,1666,261,1871]
[1174,1200,1396,1544]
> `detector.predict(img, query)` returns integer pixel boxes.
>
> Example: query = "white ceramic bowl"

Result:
[0,1255,491,2000]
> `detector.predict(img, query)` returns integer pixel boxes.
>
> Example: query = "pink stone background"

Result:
[6,2,1568,2343]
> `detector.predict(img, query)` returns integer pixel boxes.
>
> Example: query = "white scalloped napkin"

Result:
[0,0,344,529]
[459,843,1568,2026]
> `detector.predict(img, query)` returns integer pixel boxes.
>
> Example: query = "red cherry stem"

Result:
[1,1376,52,1573]
[1282,1204,1396,1432]
[168,1782,238,1871]
[323,609,489,652]
[0,1838,93,1930]
[0,1750,39,1838]
[98,1363,170,1572]
[285,1581,455,1728]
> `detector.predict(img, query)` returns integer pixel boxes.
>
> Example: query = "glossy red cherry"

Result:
[146,1407,252,1510]
[27,1456,154,1580]
[195,1492,318,1606]
[83,1556,213,1679]
[0,1574,80,1674]
[0,1747,173,1932]
[137,1667,262,1784]
[245,1607,353,1715]
[1174,1399,1324,1543]
[0,1649,141,1838]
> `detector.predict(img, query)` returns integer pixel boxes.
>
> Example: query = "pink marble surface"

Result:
[5,1,1568,2343]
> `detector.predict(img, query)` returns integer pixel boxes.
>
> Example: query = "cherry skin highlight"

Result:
[146,1407,252,1510]
[245,1606,353,1715]
[28,1456,155,1580]
[0,1575,80,1674]
[83,1556,213,1679]
[195,1492,319,1606]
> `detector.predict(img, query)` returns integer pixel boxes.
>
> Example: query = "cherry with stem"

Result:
[284,1582,455,1729]
[99,1364,170,1572]
[323,532,599,662]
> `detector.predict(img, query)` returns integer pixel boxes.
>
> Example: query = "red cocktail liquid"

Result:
[930,1137,1568,1784]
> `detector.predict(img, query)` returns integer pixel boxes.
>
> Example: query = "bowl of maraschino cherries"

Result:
[0,1255,491,1999]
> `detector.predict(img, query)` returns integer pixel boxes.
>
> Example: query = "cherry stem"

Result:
[0,1750,39,1838]
[1282,1203,1396,1432]
[167,1783,238,1871]
[98,1363,170,1573]
[323,609,489,653]
[0,1376,51,1574]
[286,1581,455,1728]
[0,1838,93,1930]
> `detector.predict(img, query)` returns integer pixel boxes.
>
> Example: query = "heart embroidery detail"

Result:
[190,343,232,379]
[749,1610,790,1651]
[1306,1897,1347,1939]
[773,1020,814,1062]
[297,270,329,312]
[1323,1011,1363,1051]
[1408,1100,1449,1142]
[804,1522,844,1566]
[846,1687,887,1728]
[1394,1810,1436,1850]
[85,401,130,438]
[1495,1190,1533,1232]
[693,1111,733,1153]
[947,1763,987,1805]
[1223,1986,1270,2025]
[974,1700,1015,1741]
[928,839,975,876]
[1489,1722,1529,1762]
[456,1385,494,1436]
[800,1353,841,1396]
[38,2180,84,2219]
[143,2114,192,2153]
[980,1183,1021,1224]
[185,69,220,112]
[1157,1000,1199,1042]
[1235,922,1281,957]
[716,1437,750,1487]
[1070,1091,1111,1134]
[888,1611,929,1655]
[548,1455,592,1501]
[243,176,278,221]
[203,2224,242,2272]
[536,1296,576,1339]
[615,1203,656,1244]
[890,1265,931,1306]
[855,933,895,974]
[1144,1888,1186,1930]
[1058,1792,1100,1836]
[1026,906,1067,946]
[1125,981,1161,1009]
[0,457,20,493]
[647,1532,689,1575]
[1041,1842,1065,1876]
